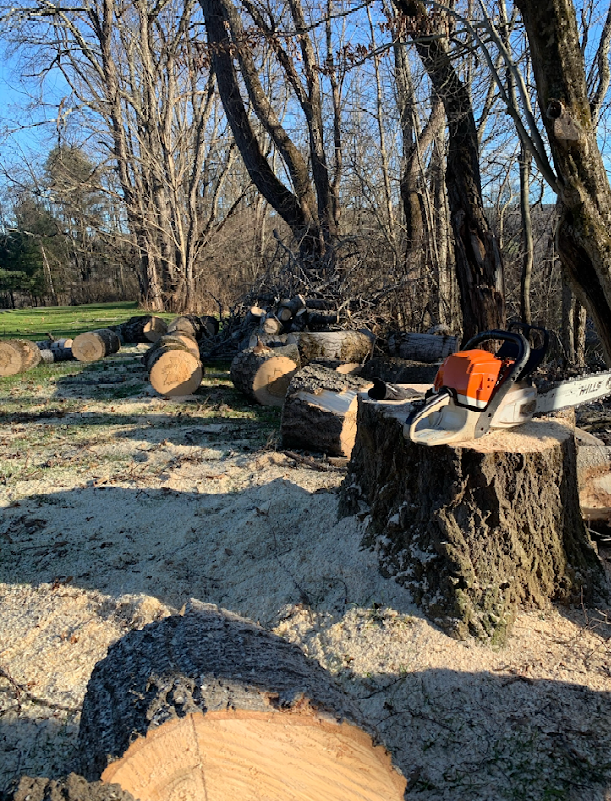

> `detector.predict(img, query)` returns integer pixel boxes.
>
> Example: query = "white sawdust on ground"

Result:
[0,347,610,800]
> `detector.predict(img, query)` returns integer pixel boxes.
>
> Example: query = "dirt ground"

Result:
[0,346,610,800]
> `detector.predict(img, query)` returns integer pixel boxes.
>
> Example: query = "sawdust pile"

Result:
[0,349,610,800]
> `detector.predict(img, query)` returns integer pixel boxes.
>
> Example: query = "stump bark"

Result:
[143,335,203,397]
[0,339,42,376]
[230,343,300,406]
[76,601,406,801]
[281,365,372,456]
[3,774,136,801]
[339,397,606,643]
[72,330,121,362]
[387,332,458,362]
[297,331,373,365]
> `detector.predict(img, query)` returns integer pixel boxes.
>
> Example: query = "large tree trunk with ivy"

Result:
[339,397,606,644]
[516,0,611,365]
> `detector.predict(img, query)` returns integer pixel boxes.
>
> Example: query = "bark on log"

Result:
[281,365,372,456]
[166,314,216,341]
[114,315,168,344]
[339,397,607,644]
[261,314,284,335]
[360,357,438,385]
[35,338,73,350]
[38,346,74,364]
[304,312,340,331]
[76,602,406,800]
[230,343,300,406]
[4,774,136,801]
[143,335,203,397]
[72,330,121,363]
[247,332,300,350]
[298,331,374,366]
[277,295,305,322]
[387,332,458,363]
[0,339,42,376]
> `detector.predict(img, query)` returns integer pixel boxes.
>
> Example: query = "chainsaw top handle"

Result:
[496,322,549,380]
[463,329,531,379]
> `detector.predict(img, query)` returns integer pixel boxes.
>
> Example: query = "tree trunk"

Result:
[297,331,374,365]
[230,343,301,406]
[339,397,606,644]
[76,601,406,800]
[72,330,121,363]
[281,364,372,456]
[387,332,458,362]
[0,339,42,376]
[393,0,505,342]
[516,0,611,365]
[143,335,203,397]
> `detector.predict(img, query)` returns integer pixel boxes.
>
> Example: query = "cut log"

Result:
[360,356,438,385]
[72,330,121,362]
[35,338,73,350]
[114,315,168,344]
[0,339,42,376]
[77,601,406,800]
[387,332,458,362]
[339,398,607,644]
[247,332,300,349]
[261,313,283,335]
[303,312,340,331]
[38,345,74,364]
[281,365,372,456]
[143,335,203,397]
[166,314,215,341]
[230,343,300,406]
[277,295,306,322]
[4,774,137,801]
[298,331,374,366]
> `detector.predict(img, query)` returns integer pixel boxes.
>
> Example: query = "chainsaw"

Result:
[401,323,611,446]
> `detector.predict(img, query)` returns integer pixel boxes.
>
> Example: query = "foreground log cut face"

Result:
[77,602,406,801]
[339,397,606,644]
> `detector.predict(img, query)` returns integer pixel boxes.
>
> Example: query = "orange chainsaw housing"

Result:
[434,350,514,409]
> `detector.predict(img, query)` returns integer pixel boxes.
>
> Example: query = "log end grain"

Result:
[142,316,168,342]
[149,350,203,397]
[77,602,406,801]
[72,330,121,362]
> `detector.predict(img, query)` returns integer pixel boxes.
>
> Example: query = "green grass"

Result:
[0,301,175,342]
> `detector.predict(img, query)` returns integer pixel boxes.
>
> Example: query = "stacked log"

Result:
[297,330,374,365]
[0,339,42,376]
[167,314,218,340]
[35,338,74,365]
[387,331,458,363]
[72,329,121,362]
[230,342,300,406]
[281,364,372,456]
[143,334,203,397]
[112,315,167,344]
[339,398,606,644]
[74,601,406,800]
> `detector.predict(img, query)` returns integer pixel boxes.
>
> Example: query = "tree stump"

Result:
[387,332,458,362]
[297,331,374,365]
[0,339,42,376]
[143,335,203,397]
[281,364,372,456]
[339,397,607,644]
[230,343,300,406]
[76,602,406,801]
[4,774,136,801]
[72,330,121,362]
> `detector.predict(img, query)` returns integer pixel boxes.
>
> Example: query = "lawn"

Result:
[0,301,175,342]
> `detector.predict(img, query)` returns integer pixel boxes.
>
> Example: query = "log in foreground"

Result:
[281,364,372,456]
[143,335,203,397]
[339,397,606,643]
[0,339,42,376]
[77,601,406,801]
[72,329,121,362]
[230,343,300,406]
